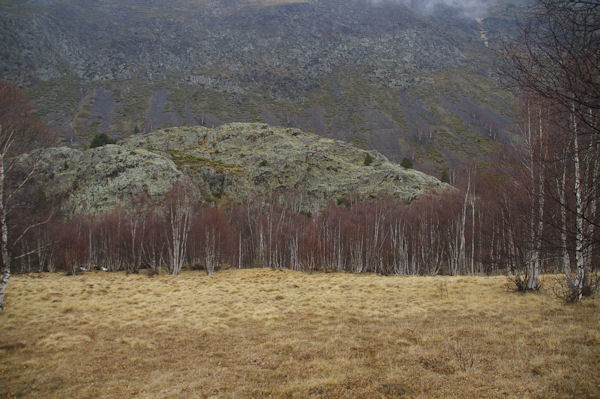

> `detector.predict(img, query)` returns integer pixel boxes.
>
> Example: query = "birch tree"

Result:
[165,182,194,275]
[512,100,545,290]
[503,0,599,300]
[0,81,50,312]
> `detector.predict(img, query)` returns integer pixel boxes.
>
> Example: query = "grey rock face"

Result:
[24,145,182,214]
[26,123,444,213]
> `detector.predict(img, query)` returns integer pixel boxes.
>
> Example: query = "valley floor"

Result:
[0,269,598,398]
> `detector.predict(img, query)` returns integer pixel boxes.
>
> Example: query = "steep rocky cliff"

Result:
[23,123,443,213]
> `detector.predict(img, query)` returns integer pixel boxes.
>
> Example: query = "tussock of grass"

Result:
[0,270,598,398]
[37,333,92,349]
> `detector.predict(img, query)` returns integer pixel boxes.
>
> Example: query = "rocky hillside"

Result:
[21,123,443,214]
[0,0,521,175]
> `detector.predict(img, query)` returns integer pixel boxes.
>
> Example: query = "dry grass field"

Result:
[1,269,598,399]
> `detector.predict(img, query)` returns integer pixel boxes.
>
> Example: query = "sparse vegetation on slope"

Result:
[1,269,598,398]
[0,0,518,170]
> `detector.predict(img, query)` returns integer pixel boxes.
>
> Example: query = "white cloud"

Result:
[368,0,499,18]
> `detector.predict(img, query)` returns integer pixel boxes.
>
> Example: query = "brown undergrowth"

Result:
[1,270,598,398]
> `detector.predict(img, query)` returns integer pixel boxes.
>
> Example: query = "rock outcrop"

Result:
[25,123,444,213]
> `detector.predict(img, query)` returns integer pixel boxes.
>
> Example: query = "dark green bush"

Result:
[90,133,116,149]
[441,169,450,183]
[400,157,413,169]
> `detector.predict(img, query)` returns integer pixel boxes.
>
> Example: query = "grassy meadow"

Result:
[1,269,598,398]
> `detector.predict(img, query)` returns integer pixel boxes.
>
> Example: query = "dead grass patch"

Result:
[0,269,598,398]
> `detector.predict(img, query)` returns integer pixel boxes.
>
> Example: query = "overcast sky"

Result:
[369,0,500,18]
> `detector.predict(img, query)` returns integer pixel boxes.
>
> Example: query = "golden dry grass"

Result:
[1,269,598,398]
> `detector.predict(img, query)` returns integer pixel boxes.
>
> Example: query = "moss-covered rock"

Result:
[24,123,445,213]
[21,145,182,214]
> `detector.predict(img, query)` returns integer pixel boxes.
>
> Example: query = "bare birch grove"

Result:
[0,81,50,312]
[503,0,599,300]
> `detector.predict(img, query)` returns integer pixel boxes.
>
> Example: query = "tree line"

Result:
[11,164,595,284]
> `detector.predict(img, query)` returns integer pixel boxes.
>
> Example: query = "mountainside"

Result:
[0,0,520,175]
[22,123,443,214]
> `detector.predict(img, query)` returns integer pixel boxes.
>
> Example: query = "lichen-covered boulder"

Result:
[24,123,445,213]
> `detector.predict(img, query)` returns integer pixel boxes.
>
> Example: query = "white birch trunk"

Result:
[458,174,470,274]
[470,194,475,275]
[238,231,243,269]
[0,145,10,311]
[169,196,191,275]
[572,104,586,300]
[558,153,571,273]
[527,110,544,290]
